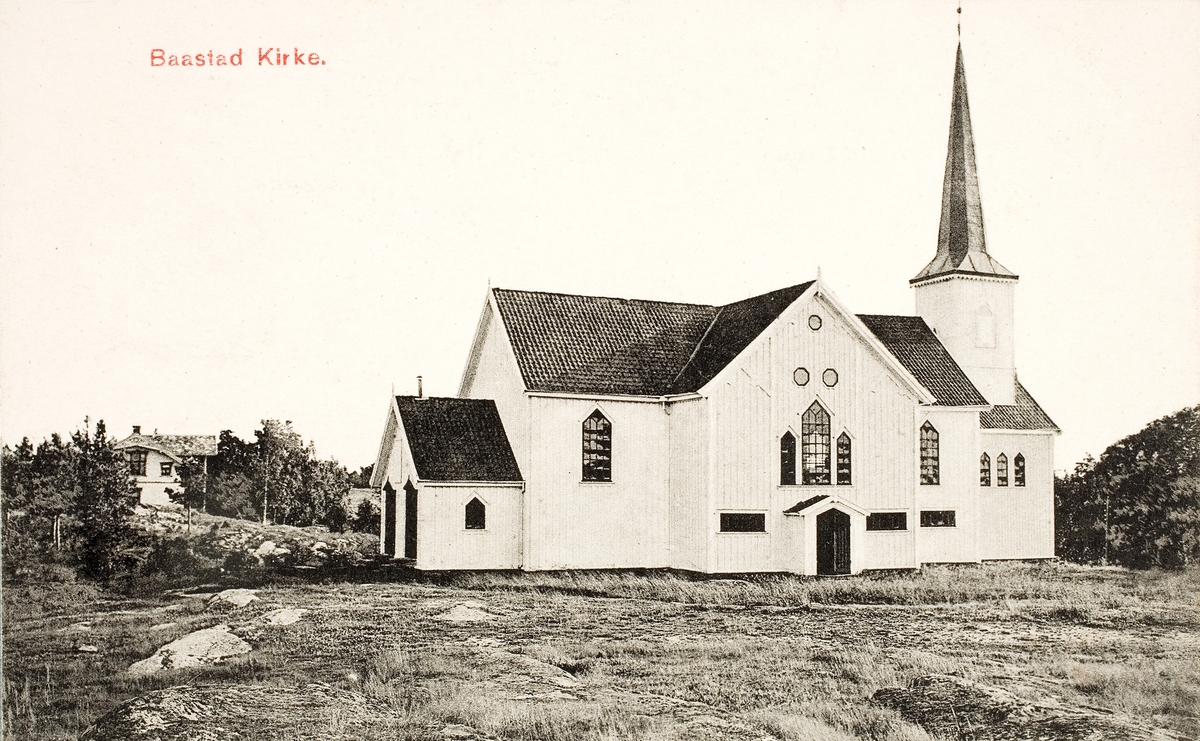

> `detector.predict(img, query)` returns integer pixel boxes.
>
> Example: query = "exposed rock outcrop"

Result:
[127,625,251,676]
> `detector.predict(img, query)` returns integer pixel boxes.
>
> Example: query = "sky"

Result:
[1,0,1197,472]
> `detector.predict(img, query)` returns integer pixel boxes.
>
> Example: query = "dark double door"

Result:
[382,481,417,560]
[816,509,851,575]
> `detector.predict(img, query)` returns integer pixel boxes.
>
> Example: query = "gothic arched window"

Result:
[1014,454,1026,487]
[980,453,991,486]
[801,402,831,485]
[780,431,796,485]
[920,422,939,485]
[997,453,1009,487]
[836,433,852,485]
[582,410,612,482]
[465,498,485,530]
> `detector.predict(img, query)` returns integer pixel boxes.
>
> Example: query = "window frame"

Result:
[780,431,797,486]
[836,432,852,485]
[979,453,990,486]
[996,453,1009,487]
[919,510,956,528]
[801,401,832,485]
[128,450,148,477]
[464,497,486,530]
[1014,453,1026,487]
[160,462,174,477]
[581,409,613,483]
[866,511,908,531]
[719,512,767,533]
[919,422,940,485]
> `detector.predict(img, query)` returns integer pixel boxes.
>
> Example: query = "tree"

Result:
[1056,405,1200,569]
[352,497,381,535]
[72,420,139,580]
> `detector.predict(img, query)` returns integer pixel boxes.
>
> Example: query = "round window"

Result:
[822,368,839,387]
[808,314,823,331]
[793,367,810,386]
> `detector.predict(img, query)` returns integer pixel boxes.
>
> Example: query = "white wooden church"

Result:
[370,46,1059,575]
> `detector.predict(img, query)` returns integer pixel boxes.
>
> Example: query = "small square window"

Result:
[720,513,765,532]
[160,462,173,477]
[920,510,956,528]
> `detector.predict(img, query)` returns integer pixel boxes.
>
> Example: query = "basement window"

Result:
[720,512,766,533]
[465,498,485,530]
[920,510,956,528]
[867,512,907,531]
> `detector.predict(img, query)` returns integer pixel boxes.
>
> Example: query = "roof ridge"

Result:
[493,286,716,311]
[669,305,725,389]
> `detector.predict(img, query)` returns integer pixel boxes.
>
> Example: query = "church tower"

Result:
[913,45,1017,405]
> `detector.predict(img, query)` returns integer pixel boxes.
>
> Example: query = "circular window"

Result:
[823,368,839,387]
[793,367,810,386]
[808,314,823,331]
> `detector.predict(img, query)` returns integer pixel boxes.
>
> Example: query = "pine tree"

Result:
[72,420,139,580]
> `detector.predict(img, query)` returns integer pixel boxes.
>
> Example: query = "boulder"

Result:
[208,588,259,608]
[127,625,251,676]
[263,608,307,626]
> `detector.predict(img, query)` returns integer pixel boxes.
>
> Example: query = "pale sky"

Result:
[2,1,1197,472]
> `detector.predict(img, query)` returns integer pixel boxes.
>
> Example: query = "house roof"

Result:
[980,380,1060,432]
[491,283,814,397]
[113,433,217,461]
[395,396,523,482]
[912,45,1016,285]
[857,314,989,407]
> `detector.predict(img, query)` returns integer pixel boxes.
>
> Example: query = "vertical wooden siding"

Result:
[417,484,523,570]
[976,432,1055,560]
[460,304,531,473]
[915,408,981,564]
[707,294,922,572]
[526,396,670,570]
[668,397,708,572]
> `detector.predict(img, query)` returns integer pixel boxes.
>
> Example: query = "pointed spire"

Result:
[912,45,1016,284]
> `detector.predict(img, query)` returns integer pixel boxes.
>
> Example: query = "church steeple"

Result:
[911,44,1019,406]
[911,45,1016,284]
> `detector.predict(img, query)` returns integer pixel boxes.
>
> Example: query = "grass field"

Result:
[4,562,1198,740]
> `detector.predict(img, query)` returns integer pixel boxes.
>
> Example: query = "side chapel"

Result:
[369,46,1059,574]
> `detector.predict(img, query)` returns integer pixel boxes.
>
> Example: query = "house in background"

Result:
[369,46,1059,574]
[114,426,217,507]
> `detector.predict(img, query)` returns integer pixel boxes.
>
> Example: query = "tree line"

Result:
[1055,404,1199,569]
[2,418,379,582]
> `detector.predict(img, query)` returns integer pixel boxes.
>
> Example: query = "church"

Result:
[369,46,1059,574]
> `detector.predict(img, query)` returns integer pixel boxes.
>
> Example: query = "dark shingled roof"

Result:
[492,283,814,396]
[114,434,217,460]
[858,314,988,407]
[784,495,829,514]
[981,381,1060,431]
[396,397,523,482]
[669,282,815,393]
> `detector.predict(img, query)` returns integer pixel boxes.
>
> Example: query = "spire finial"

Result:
[957,6,961,39]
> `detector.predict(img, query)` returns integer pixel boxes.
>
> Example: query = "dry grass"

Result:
[450,561,1198,617]
[4,563,1198,740]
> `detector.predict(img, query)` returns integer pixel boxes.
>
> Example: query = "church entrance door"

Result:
[816,509,851,575]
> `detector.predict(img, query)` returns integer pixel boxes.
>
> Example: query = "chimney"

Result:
[132,425,141,434]
[417,376,424,398]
